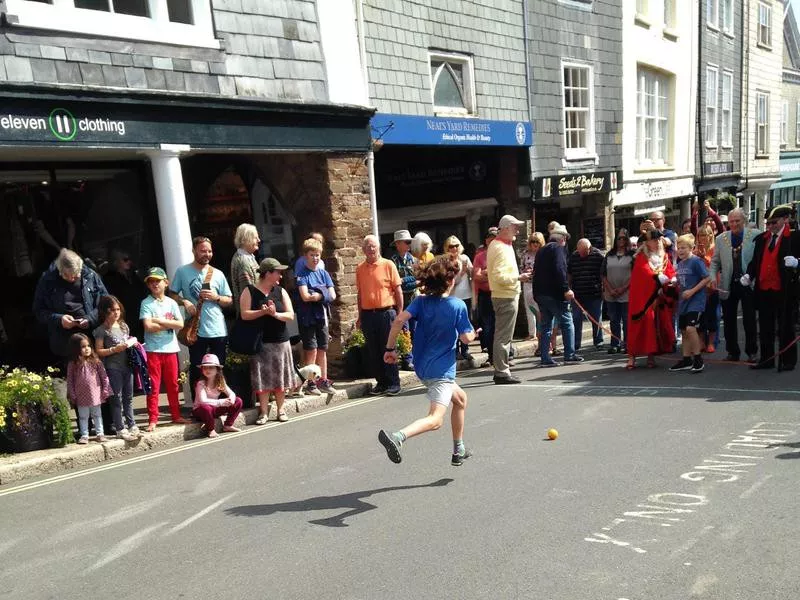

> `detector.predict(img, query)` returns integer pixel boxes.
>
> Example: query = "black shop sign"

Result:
[534,169,622,199]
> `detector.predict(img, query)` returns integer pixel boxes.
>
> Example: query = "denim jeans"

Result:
[77,405,103,438]
[606,301,628,349]
[537,295,576,361]
[107,367,136,432]
[571,296,603,350]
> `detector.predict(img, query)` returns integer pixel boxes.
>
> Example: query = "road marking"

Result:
[166,493,236,535]
[87,522,167,571]
[462,381,800,396]
[0,393,400,498]
[51,495,168,544]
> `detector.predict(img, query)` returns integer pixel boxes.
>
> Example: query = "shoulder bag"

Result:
[177,266,214,346]
[228,285,264,355]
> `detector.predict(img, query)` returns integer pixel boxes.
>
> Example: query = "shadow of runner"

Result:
[225,478,454,527]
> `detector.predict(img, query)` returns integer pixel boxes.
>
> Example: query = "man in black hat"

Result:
[742,204,800,371]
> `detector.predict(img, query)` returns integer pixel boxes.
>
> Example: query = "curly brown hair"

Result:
[416,255,460,296]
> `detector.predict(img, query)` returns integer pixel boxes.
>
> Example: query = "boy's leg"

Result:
[317,349,328,380]
[398,402,448,439]
[450,383,467,445]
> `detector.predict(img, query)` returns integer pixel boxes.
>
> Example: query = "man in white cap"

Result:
[487,214,531,384]
[391,229,417,370]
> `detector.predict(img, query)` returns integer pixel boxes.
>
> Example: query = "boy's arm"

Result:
[383,310,412,364]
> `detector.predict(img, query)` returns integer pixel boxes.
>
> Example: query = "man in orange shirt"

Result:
[356,235,404,395]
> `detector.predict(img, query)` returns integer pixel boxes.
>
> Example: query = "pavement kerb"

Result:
[0,339,538,486]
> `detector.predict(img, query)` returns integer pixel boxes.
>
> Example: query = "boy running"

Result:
[671,234,710,373]
[378,255,477,466]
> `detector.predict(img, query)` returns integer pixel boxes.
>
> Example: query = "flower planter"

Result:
[0,405,50,453]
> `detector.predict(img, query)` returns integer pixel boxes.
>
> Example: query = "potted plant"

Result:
[225,351,253,409]
[343,328,369,379]
[0,366,73,453]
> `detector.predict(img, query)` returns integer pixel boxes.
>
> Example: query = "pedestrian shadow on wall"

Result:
[224,478,454,527]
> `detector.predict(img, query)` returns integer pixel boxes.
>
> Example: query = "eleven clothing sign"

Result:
[535,170,623,199]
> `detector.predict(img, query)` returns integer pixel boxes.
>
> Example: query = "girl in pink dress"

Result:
[67,333,113,444]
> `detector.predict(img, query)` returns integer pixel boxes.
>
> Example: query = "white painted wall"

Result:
[741,0,784,189]
[316,0,368,106]
[616,0,699,206]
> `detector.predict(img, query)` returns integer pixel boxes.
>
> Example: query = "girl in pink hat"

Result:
[193,353,243,438]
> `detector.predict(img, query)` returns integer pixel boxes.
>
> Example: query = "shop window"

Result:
[757,2,772,48]
[636,67,672,167]
[3,0,216,48]
[721,71,733,147]
[705,65,718,148]
[756,91,769,156]
[429,53,475,115]
[561,63,595,160]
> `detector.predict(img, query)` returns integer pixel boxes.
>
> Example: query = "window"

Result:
[562,64,594,159]
[721,71,733,147]
[707,0,719,29]
[781,101,789,147]
[429,53,475,115]
[720,0,733,34]
[758,2,772,47]
[636,68,671,166]
[636,0,648,17]
[796,102,800,145]
[756,92,770,155]
[664,0,675,29]
[1,0,216,48]
[705,66,718,147]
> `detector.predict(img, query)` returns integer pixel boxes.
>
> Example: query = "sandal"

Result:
[277,411,289,423]
[625,357,636,370]
[146,423,156,433]
[255,413,268,426]
[646,356,657,369]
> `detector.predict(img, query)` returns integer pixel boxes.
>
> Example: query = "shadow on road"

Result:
[767,440,800,459]
[224,478,454,527]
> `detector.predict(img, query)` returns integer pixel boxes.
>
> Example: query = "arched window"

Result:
[430,53,475,115]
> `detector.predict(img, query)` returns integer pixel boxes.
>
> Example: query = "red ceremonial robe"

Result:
[627,252,677,357]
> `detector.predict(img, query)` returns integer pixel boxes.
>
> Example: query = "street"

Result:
[1,351,799,600]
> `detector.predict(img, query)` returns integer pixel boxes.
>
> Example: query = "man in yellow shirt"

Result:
[488,214,531,384]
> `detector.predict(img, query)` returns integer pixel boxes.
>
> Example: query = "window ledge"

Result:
[755,153,771,159]
[706,22,720,33]
[433,109,475,118]
[634,13,651,28]
[633,164,674,173]
[705,142,719,149]
[720,144,734,150]
[663,27,679,41]
[756,42,773,52]
[723,30,735,39]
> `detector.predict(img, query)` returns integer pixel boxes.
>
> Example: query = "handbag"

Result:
[177,266,214,346]
[228,285,264,355]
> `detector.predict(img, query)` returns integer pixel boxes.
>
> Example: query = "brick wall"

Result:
[528,0,623,174]
[362,0,528,121]
[0,0,327,101]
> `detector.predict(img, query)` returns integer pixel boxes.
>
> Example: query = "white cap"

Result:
[498,214,524,229]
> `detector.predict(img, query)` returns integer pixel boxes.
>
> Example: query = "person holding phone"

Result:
[168,236,234,396]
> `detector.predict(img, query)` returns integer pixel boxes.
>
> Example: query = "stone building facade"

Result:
[361,0,532,252]
[0,0,373,370]
[528,0,623,250]
[695,0,744,210]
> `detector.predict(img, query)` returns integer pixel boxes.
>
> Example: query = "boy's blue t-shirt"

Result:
[406,295,473,381]
[676,255,709,314]
[296,266,335,326]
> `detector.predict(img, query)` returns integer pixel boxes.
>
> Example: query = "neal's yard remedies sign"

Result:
[372,114,533,147]
[535,169,622,199]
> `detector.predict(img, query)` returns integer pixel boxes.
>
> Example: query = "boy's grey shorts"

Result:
[423,378,455,407]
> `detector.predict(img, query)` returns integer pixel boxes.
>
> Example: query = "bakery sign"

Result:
[535,169,622,199]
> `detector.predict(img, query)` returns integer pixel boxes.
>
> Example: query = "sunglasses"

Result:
[448,244,459,249]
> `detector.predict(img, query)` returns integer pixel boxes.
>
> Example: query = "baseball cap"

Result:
[485,226,499,238]
[144,267,168,281]
[498,214,525,229]
[258,257,289,274]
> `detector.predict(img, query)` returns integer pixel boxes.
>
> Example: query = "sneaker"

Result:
[540,360,559,368]
[77,436,89,445]
[317,379,337,394]
[369,384,389,395]
[305,381,322,396]
[493,374,522,384]
[691,357,705,373]
[277,412,289,422]
[96,435,107,443]
[451,448,473,466]
[564,354,584,363]
[117,429,136,442]
[594,343,605,351]
[255,413,268,425]
[386,385,401,396]
[669,357,693,372]
[378,429,402,463]
[128,425,141,436]
[607,346,620,355]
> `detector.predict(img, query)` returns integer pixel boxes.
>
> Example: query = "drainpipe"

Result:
[522,0,534,228]
[355,0,379,237]
[740,0,749,208]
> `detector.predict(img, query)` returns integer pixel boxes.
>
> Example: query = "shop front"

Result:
[768,152,800,211]
[0,86,373,368]
[532,169,623,250]
[370,113,532,256]
[613,176,695,237]
[696,161,740,215]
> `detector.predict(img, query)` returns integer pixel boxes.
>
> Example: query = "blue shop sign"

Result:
[780,153,800,180]
[371,113,533,147]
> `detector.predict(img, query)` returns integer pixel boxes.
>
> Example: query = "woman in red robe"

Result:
[626,229,677,369]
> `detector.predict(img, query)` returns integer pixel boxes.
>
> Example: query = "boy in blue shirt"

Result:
[296,237,337,394]
[379,255,477,466]
[671,234,710,373]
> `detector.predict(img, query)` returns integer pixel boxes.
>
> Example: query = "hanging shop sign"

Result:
[371,113,533,147]
[614,177,695,207]
[702,161,734,177]
[0,92,372,151]
[533,169,622,199]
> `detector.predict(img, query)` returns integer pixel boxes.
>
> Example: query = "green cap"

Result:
[144,267,168,281]
[258,258,289,274]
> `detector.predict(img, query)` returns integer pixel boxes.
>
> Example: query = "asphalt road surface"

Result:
[1,350,799,600]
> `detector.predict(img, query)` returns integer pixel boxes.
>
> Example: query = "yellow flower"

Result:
[11,412,17,418]
[21,388,28,394]
[33,385,40,391]
[8,380,16,387]
[47,366,56,373]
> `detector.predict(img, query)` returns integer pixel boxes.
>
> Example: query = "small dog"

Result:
[287,364,321,398]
